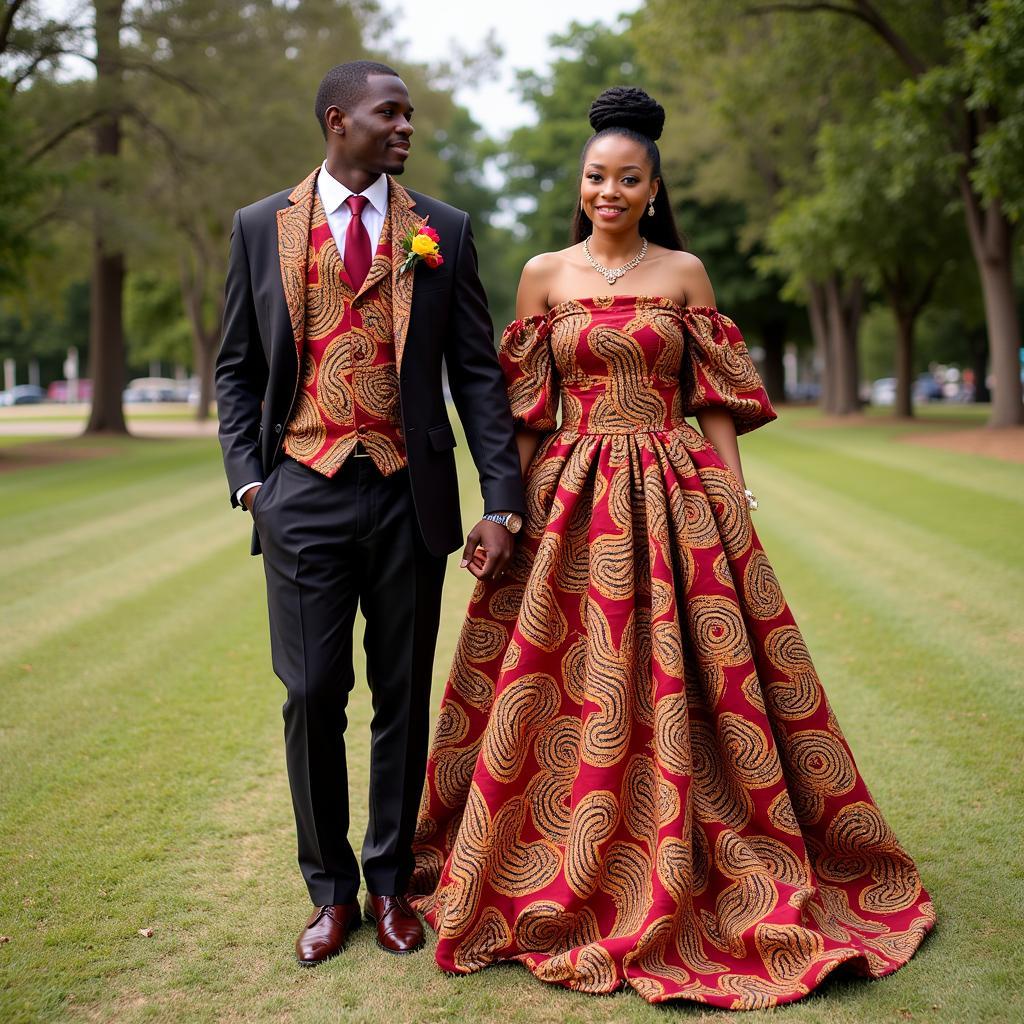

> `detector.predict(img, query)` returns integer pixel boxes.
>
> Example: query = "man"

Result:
[215,60,525,966]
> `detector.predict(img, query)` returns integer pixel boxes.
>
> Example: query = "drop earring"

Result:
[647,198,656,217]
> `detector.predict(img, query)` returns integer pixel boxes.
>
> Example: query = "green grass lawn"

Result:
[1,410,1021,1024]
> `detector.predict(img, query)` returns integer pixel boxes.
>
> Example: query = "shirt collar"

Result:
[317,161,389,218]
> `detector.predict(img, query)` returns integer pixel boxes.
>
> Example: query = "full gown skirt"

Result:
[411,295,934,1010]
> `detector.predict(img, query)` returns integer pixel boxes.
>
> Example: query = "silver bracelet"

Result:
[744,488,759,511]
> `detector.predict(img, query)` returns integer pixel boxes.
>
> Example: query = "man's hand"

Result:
[460,519,514,580]
[241,484,262,512]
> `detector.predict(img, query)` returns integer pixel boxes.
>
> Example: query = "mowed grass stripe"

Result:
[744,426,1022,566]
[0,511,250,657]
[751,492,1022,794]
[747,450,1024,694]
[764,413,1024,505]
[0,439,224,533]
[0,477,227,579]
[0,539,262,786]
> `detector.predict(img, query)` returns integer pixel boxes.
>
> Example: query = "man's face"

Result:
[335,74,414,175]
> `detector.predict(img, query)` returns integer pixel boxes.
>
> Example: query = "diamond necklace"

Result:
[582,236,649,285]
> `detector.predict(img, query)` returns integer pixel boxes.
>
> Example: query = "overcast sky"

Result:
[362,0,639,136]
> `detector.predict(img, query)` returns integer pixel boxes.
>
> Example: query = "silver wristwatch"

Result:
[483,511,524,534]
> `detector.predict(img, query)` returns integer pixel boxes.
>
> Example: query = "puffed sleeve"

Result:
[498,315,558,431]
[681,307,777,434]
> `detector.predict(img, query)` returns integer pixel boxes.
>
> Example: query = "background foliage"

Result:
[0,0,1021,425]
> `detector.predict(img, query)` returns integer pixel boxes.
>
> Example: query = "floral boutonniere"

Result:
[400,221,444,274]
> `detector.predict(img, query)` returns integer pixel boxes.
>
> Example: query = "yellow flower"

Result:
[411,233,439,256]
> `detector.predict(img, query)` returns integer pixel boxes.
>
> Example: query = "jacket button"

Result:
[274,423,282,434]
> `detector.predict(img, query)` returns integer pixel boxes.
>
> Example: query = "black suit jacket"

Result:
[215,171,525,557]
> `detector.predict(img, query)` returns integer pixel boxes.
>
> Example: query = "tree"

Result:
[766,116,964,417]
[124,272,191,369]
[752,0,1024,425]
[0,2,86,291]
[425,103,516,335]
[633,0,901,413]
[85,0,127,433]
[678,196,802,403]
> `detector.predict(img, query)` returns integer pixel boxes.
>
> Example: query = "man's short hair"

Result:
[315,60,401,138]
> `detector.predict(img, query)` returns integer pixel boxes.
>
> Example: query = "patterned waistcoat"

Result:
[283,190,407,477]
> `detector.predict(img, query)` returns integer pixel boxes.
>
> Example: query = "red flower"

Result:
[424,252,444,269]
[420,225,441,244]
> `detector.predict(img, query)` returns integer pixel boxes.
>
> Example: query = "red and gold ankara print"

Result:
[411,296,933,1011]
[280,175,407,478]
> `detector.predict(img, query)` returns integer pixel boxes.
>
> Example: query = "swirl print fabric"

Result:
[411,296,933,1010]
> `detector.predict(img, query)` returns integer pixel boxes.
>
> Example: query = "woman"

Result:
[411,87,933,1010]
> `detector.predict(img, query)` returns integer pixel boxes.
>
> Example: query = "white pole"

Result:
[64,347,79,404]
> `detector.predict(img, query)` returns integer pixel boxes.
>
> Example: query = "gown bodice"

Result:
[499,295,776,438]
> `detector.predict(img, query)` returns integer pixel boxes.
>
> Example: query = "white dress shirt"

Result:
[317,160,389,255]
[236,165,390,508]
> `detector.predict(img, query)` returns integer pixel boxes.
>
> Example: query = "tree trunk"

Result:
[759,317,786,404]
[967,325,990,403]
[894,309,914,419]
[825,274,862,415]
[976,249,1022,425]
[180,260,220,422]
[959,177,1023,426]
[807,281,832,412]
[84,0,127,435]
[194,339,215,421]
[842,277,863,414]
[86,240,126,432]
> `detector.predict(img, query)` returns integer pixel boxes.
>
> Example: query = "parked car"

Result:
[787,381,822,403]
[47,378,93,402]
[869,378,897,406]
[123,377,179,402]
[0,384,46,406]
[913,374,944,403]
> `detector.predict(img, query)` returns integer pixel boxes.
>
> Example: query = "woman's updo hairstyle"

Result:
[589,85,665,142]
[572,86,685,252]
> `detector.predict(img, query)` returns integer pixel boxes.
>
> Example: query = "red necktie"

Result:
[344,194,372,292]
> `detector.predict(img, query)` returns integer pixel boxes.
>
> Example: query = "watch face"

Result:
[507,513,523,534]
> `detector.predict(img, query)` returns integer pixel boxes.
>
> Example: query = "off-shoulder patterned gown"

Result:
[411,295,933,1010]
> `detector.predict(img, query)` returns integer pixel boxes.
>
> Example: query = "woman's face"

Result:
[580,133,659,237]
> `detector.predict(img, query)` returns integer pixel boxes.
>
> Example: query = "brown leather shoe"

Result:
[363,893,424,955]
[295,903,360,966]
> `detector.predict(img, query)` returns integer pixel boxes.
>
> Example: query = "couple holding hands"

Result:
[215,60,932,1011]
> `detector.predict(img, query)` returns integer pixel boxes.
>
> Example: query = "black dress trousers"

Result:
[253,454,447,905]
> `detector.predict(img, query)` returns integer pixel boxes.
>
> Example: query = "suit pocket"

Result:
[427,422,457,452]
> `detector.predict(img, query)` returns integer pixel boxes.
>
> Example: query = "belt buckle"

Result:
[352,440,370,458]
